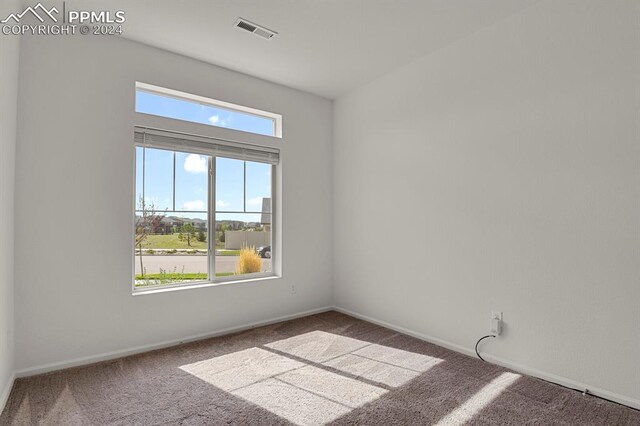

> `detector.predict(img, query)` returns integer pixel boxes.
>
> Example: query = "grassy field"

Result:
[138,234,245,255]
[134,271,235,287]
[135,272,234,280]
[140,233,208,250]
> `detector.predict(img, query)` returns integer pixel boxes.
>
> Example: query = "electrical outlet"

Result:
[490,311,503,335]
[291,284,296,294]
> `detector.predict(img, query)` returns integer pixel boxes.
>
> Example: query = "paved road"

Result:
[135,255,271,275]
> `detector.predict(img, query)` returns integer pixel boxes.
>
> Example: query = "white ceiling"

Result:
[71,0,535,99]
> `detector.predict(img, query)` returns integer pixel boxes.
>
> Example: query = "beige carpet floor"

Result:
[1,311,638,425]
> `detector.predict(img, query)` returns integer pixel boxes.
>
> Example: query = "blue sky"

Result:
[136,91,274,136]
[135,92,272,223]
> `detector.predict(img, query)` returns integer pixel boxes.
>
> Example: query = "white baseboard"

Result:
[0,372,16,416]
[333,306,640,411]
[15,306,333,378]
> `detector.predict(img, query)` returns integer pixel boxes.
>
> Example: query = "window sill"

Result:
[132,274,281,296]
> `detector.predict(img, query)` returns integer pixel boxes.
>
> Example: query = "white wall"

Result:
[334,0,639,407]
[0,0,20,407]
[14,34,333,371]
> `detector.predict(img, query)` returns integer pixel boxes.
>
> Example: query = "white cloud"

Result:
[184,154,208,173]
[247,196,265,207]
[208,115,228,127]
[184,200,205,210]
[216,200,230,208]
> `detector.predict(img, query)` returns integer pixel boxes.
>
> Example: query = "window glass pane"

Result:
[245,162,272,213]
[215,157,244,212]
[135,146,144,206]
[176,152,209,212]
[135,148,209,289]
[135,213,209,288]
[142,147,173,211]
[136,90,275,137]
[215,213,271,278]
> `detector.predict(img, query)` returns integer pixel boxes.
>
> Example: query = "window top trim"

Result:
[135,82,283,138]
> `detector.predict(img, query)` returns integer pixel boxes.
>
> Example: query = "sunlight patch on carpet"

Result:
[264,330,371,362]
[435,372,521,426]
[180,331,444,425]
[179,347,303,391]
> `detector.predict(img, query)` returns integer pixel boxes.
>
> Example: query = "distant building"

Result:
[261,198,271,231]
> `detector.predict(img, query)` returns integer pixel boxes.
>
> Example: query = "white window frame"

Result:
[135,82,283,138]
[133,126,279,293]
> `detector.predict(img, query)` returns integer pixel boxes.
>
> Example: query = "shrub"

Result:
[145,249,155,255]
[235,246,262,274]
[167,249,178,254]
[197,230,206,242]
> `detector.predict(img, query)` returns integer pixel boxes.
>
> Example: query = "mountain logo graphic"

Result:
[1,3,59,23]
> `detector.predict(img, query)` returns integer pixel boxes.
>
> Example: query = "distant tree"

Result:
[148,215,165,234]
[135,196,166,277]
[178,223,197,247]
[197,230,206,243]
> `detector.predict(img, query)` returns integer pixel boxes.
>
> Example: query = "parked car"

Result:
[257,246,271,258]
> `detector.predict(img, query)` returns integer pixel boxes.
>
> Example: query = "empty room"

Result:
[0,0,638,424]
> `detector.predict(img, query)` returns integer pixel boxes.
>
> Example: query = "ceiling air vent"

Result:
[234,18,278,40]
